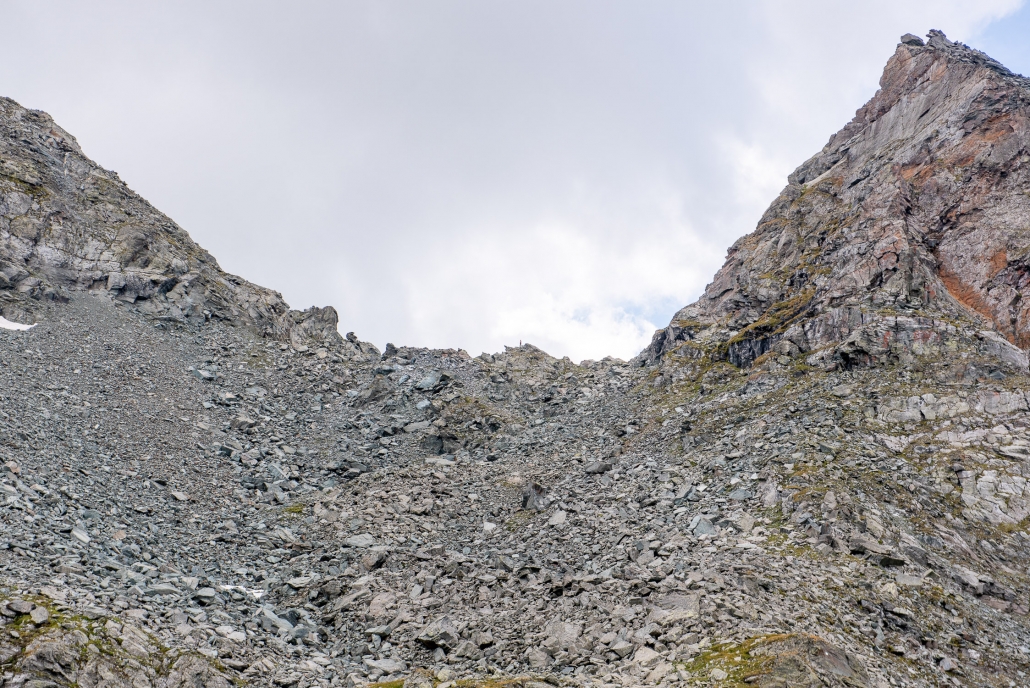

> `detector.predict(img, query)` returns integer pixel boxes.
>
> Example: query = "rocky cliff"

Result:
[642,30,1030,374]
[2,30,1030,688]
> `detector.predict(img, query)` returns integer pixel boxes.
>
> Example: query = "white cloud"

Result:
[717,137,791,216]
[393,215,724,362]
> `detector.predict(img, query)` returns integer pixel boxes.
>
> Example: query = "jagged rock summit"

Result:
[643,29,1030,373]
[3,30,1030,688]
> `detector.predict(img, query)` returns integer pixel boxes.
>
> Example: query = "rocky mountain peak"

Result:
[641,30,1030,373]
[0,96,352,352]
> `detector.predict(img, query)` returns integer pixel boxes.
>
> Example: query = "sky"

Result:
[2,2,1029,362]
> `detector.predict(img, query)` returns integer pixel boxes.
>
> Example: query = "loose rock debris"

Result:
[2,30,1030,688]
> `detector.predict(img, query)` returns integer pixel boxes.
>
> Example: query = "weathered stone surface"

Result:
[749,634,871,688]
[417,616,459,650]
[641,31,1030,372]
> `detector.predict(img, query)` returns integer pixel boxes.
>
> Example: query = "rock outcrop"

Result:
[0,97,342,346]
[642,30,1030,371]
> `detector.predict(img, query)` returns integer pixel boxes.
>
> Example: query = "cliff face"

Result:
[643,30,1030,371]
[0,97,345,349]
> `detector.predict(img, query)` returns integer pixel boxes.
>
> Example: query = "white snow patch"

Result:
[0,316,36,331]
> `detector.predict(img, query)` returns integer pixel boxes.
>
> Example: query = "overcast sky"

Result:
[3,2,1029,361]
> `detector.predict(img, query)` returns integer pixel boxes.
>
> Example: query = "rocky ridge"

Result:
[2,30,1030,688]
[641,30,1030,373]
[0,96,342,349]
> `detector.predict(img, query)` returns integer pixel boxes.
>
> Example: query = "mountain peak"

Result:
[640,31,1030,375]
[0,96,361,352]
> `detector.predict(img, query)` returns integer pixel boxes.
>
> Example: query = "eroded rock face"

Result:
[0,595,232,688]
[0,97,341,347]
[643,30,1030,369]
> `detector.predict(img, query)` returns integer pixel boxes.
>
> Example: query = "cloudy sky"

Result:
[3,2,1029,361]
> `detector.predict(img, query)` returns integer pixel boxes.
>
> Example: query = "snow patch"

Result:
[0,316,36,331]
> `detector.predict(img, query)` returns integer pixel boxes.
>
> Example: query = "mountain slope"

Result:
[2,30,1030,688]
[0,96,345,349]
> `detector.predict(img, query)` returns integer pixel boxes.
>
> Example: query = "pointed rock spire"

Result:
[641,31,1030,372]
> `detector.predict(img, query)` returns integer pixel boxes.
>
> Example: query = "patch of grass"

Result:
[244,344,276,370]
[678,634,788,685]
[727,288,816,348]
[997,517,1029,534]
[504,510,536,532]
[0,173,48,196]
[454,679,546,688]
